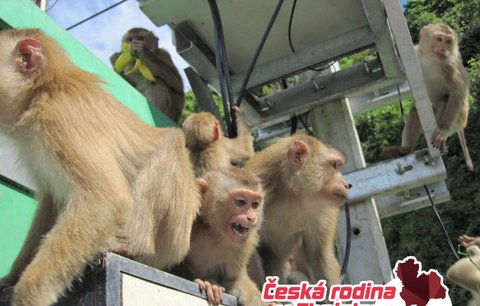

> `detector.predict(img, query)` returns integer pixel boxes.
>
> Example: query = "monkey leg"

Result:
[231,270,266,306]
[0,195,57,288]
[401,106,423,151]
[12,179,133,306]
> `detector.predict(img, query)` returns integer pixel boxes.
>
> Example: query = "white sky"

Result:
[47,0,192,90]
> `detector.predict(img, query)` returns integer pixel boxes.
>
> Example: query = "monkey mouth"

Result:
[333,192,347,200]
[230,223,249,239]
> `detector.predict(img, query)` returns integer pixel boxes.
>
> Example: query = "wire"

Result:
[298,112,314,136]
[46,0,60,12]
[208,0,234,137]
[66,0,128,31]
[424,185,460,260]
[340,201,352,281]
[397,85,406,124]
[288,0,297,53]
[235,0,285,108]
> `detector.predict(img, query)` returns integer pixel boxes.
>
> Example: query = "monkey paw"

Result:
[431,129,448,153]
[195,279,225,305]
[233,106,242,117]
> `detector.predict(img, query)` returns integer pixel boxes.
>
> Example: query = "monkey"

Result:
[382,23,473,171]
[246,133,349,287]
[0,28,200,306]
[169,167,267,306]
[446,237,480,306]
[182,106,254,176]
[110,27,185,123]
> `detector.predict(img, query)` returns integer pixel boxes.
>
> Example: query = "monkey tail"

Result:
[457,129,473,171]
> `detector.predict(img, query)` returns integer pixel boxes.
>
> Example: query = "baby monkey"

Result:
[182,106,254,176]
[170,167,267,306]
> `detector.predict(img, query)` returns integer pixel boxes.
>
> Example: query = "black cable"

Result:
[46,0,60,12]
[340,201,352,280]
[235,0,285,108]
[66,0,128,31]
[288,0,297,53]
[424,185,460,260]
[208,0,234,137]
[397,85,406,124]
[298,112,314,136]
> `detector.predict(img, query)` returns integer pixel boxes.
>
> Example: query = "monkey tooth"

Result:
[231,223,249,238]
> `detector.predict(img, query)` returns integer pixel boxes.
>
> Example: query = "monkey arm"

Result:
[302,217,341,286]
[139,48,184,94]
[226,109,254,160]
[230,269,265,306]
[447,256,480,293]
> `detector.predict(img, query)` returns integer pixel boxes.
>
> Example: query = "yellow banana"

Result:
[113,42,155,82]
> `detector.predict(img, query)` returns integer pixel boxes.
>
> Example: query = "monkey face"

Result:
[225,188,262,244]
[431,34,453,59]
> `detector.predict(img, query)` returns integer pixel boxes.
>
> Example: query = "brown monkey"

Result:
[383,23,473,171]
[110,27,185,123]
[182,106,254,176]
[0,29,199,306]
[170,167,266,306]
[246,133,349,287]
[446,240,480,305]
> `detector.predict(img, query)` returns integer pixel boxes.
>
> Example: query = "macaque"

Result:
[0,29,200,306]
[170,167,266,306]
[110,27,185,123]
[383,23,473,171]
[446,235,480,305]
[246,134,349,287]
[182,107,254,176]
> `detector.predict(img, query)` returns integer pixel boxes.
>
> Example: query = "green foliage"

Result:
[180,90,225,123]
[361,1,480,304]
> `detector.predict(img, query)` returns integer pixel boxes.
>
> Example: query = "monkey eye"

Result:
[235,197,247,206]
[252,201,260,209]
[445,39,451,44]
[436,37,443,42]
[126,37,133,42]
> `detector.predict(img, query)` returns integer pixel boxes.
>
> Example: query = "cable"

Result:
[397,85,406,124]
[66,0,128,31]
[208,0,234,137]
[235,0,285,108]
[424,185,460,260]
[340,201,352,281]
[288,0,297,53]
[46,0,60,12]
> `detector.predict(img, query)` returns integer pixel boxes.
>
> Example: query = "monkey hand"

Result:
[431,128,448,153]
[233,106,243,118]
[195,279,225,306]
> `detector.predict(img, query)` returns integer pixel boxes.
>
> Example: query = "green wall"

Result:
[0,0,175,276]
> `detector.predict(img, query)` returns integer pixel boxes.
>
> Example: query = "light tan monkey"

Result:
[446,237,480,306]
[0,29,200,306]
[182,106,254,176]
[247,134,349,287]
[110,27,185,123]
[383,23,473,170]
[170,167,266,306]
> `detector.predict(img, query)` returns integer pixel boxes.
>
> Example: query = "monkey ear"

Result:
[16,38,43,75]
[213,120,221,141]
[287,140,309,167]
[196,179,209,196]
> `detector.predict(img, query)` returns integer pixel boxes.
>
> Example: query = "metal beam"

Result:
[184,67,223,122]
[376,181,450,218]
[230,26,376,93]
[361,0,403,79]
[253,59,395,124]
[348,80,412,115]
[345,150,447,204]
